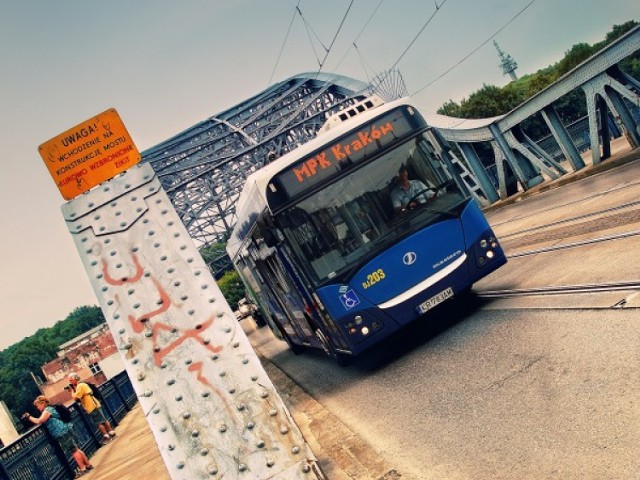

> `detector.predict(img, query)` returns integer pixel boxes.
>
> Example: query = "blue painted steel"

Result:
[315,201,506,355]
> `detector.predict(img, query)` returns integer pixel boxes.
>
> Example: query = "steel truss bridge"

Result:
[141,26,640,271]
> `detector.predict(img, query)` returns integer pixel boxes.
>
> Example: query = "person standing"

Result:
[23,395,93,478]
[67,373,116,445]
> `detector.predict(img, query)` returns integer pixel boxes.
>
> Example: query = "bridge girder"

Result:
[142,73,371,247]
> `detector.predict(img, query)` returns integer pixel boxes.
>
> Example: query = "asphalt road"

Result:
[254,156,640,479]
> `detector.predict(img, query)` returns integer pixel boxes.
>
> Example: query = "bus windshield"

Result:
[276,132,467,285]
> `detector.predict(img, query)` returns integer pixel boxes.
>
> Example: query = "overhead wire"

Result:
[369,0,449,94]
[332,0,385,71]
[267,0,301,88]
[411,0,537,97]
[316,0,354,74]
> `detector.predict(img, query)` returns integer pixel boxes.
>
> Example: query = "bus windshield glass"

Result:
[276,132,467,285]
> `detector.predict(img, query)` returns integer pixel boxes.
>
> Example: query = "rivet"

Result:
[137,373,146,381]
[191,430,199,437]
[182,412,191,419]
[242,359,249,365]
[160,426,167,432]
[188,309,195,315]
[303,464,311,473]
[201,284,208,289]
[123,343,132,350]
[107,300,113,306]
[228,388,236,394]
[208,466,218,475]
[237,404,245,411]
[251,376,258,382]
[167,379,175,386]
[292,446,300,454]
[174,281,181,287]
[269,409,277,417]
[176,462,184,469]
[280,426,289,434]
[175,395,183,401]
[200,448,209,456]
[160,362,168,369]
[247,422,255,430]
[201,391,210,398]
[260,391,269,399]
[266,459,275,467]
[131,359,139,365]
[168,444,175,451]
[153,408,160,414]
[144,331,152,338]
[233,342,240,348]
[211,355,219,361]
[219,424,227,433]
[238,464,247,472]
[203,338,211,345]
[224,327,231,333]
[257,440,265,448]
[114,314,120,320]
[185,359,192,365]
[154,346,161,352]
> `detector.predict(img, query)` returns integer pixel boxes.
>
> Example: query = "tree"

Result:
[0,305,104,419]
[217,270,246,309]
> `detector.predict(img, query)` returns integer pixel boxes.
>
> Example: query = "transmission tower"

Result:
[493,40,518,81]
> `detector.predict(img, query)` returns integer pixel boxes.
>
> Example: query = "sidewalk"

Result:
[82,325,400,480]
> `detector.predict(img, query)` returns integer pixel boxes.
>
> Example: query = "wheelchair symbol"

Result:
[340,290,360,310]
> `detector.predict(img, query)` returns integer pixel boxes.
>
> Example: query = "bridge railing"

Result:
[0,371,137,480]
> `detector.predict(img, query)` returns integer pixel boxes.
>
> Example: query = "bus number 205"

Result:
[362,269,386,289]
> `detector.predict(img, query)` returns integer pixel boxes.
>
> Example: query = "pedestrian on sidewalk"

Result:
[67,373,116,445]
[23,395,94,478]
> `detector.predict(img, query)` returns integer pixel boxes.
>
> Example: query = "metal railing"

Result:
[0,371,137,480]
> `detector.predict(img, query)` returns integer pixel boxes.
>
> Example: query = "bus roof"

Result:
[226,96,415,259]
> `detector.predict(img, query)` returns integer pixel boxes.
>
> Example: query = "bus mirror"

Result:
[257,219,278,247]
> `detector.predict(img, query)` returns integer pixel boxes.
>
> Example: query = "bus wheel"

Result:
[315,330,351,366]
[281,330,304,355]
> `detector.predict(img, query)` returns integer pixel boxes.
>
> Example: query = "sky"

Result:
[0,0,638,351]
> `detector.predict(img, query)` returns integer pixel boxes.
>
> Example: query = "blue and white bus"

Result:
[227,96,506,364]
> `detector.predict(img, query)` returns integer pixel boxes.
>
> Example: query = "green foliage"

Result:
[436,22,640,125]
[199,241,228,267]
[0,305,105,420]
[217,270,245,308]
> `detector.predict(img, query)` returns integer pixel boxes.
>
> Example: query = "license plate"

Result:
[416,287,454,314]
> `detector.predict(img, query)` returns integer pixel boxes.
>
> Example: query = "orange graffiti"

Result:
[128,278,171,333]
[102,253,144,285]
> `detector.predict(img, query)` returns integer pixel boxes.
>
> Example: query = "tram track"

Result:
[506,227,640,258]
[476,280,640,298]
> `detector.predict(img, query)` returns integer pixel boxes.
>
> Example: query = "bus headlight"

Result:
[361,326,370,335]
[486,250,495,259]
[480,239,488,248]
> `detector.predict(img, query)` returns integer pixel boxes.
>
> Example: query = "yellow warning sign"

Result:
[39,108,141,200]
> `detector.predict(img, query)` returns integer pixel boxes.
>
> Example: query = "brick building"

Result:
[39,323,125,405]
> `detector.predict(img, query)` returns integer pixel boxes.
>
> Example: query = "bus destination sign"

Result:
[38,108,141,200]
[268,108,419,206]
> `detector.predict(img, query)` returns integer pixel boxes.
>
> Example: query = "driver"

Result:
[391,164,434,213]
